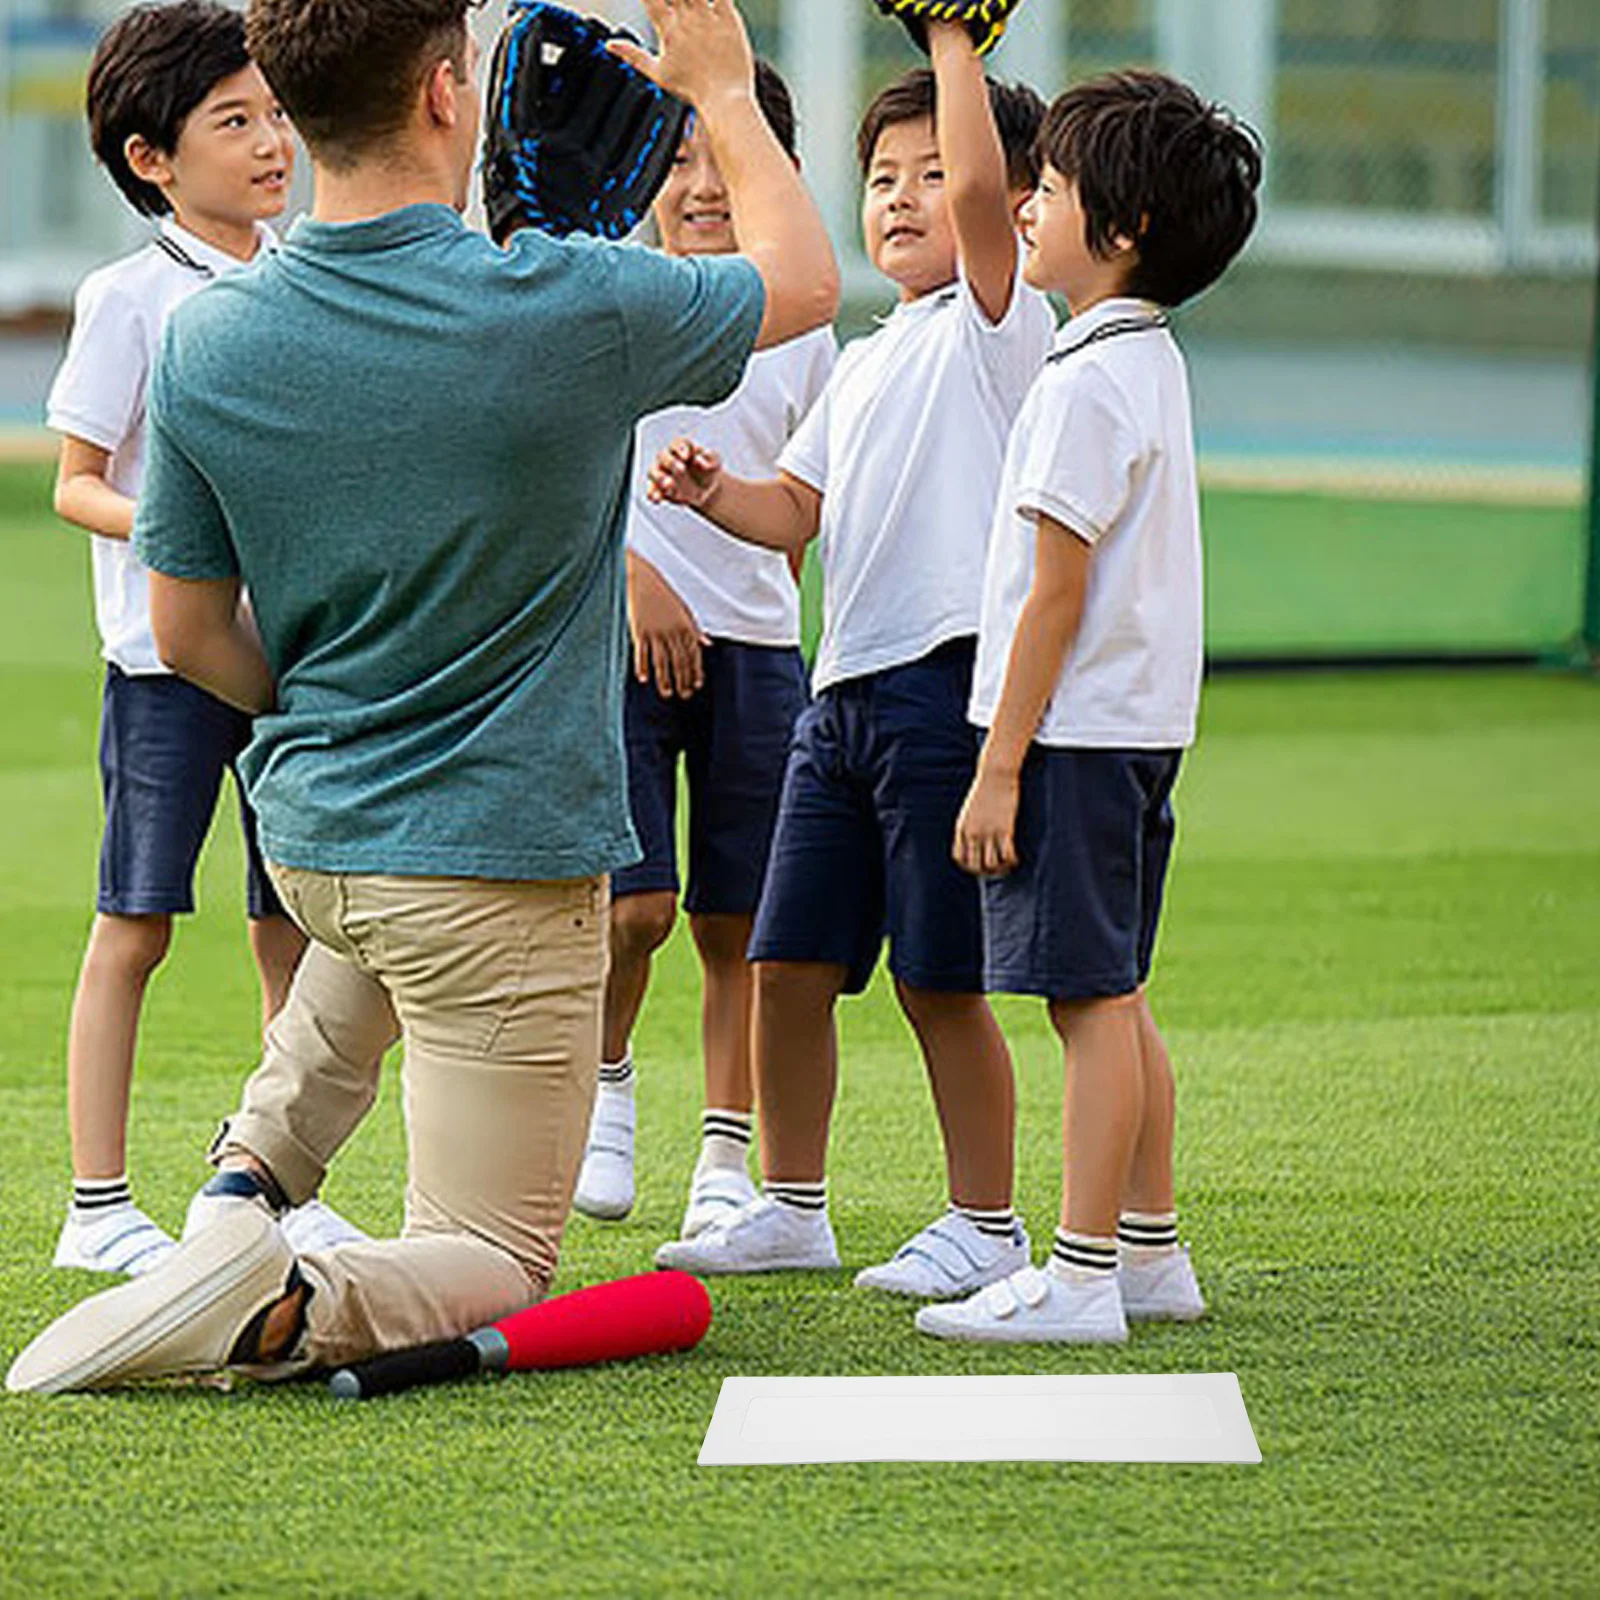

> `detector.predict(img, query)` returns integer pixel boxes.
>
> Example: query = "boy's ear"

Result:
[423,56,461,129]
[124,134,174,192]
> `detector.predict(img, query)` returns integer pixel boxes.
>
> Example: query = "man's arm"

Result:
[614,0,839,348]
[647,437,821,556]
[953,514,1090,876]
[928,22,1018,326]
[148,571,275,715]
[53,437,136,541]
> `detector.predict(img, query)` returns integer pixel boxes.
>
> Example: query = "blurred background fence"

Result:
[2,0,1597,660]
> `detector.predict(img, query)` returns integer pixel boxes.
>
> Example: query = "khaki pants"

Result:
[221,866,606,1371]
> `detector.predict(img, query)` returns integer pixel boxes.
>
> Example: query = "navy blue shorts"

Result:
[982,746,1182,1001]
[97,664,283,920]
[749,637,984,995]
[613,640,808,916]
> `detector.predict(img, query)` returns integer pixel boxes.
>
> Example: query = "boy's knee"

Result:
[755,959,844,1015]
[610,891,677,962]
[92,913,173,978]
[1048,989,1140,1033]
[894,980,987,1028]
[688,912,752,969]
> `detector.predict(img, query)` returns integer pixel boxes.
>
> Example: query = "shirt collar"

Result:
[1052,296,1164,355]
[158,216,277,276]
[286,202,463,256]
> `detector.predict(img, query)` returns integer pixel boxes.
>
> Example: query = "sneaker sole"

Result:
[1123,1303,1206,1323]
[654,1247,840,1275]
[573,1194,634,1222]
[914,1314,1128,1346]
[8,1212,289,1394]
[854,1251,1030,1300]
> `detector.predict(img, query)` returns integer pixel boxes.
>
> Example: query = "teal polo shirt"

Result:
[134,204,764,880]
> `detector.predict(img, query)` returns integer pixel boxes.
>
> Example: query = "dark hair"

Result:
[1038,69,1262,307]
[856,67,1045,192]
[754,59,798,161]
[246,0,472,168]
[86,1,250,217]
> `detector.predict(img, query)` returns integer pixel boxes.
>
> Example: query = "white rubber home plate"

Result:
[699,1374,1260,1464]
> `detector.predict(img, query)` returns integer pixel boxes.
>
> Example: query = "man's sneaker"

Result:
[654,1196,840,1275]
[680,1162,759,1239]
[8,1206,299,1394]
[572,1085,635,1221]
[52,1203,176,1278]
[855,1211,1030,1299]
[281,1199,369,1255]
[1119,1246,1205,1322]
[182,1167,284,1240]
[914,1264,1128,1345]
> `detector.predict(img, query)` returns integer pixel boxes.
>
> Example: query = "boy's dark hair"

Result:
[86,0,250,217]
[1038,70,1262,307]
[856,68,1045,192]
[754,59,798,161]
[246,0,473,168]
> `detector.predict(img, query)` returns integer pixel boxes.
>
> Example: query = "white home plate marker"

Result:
[698,1374,1260,1465]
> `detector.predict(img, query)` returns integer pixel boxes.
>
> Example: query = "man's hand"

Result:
[628,553,709,699]
[648,437,724,511]
[610,0,755,115]
[953,765,1022,877]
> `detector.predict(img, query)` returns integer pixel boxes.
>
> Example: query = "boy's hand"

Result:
[610,0,755,116]
[953,767,1021,877]
[647,437,724,512]
[628,554,709,699]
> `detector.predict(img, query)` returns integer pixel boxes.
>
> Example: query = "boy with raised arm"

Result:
[653,24,1053,1298]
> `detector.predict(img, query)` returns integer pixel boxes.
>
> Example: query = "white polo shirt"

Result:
[629,325,835,646]
[47,219,275,675]
[970,297,1203,749]
[778,269,1055,693]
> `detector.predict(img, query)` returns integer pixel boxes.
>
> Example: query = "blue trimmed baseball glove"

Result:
[871,0,1026,58]
[483,2,690,243]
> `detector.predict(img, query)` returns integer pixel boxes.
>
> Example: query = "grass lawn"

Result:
[0,460,1597,1597]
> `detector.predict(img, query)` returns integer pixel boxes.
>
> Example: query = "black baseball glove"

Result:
[871,0,1026,58]
[483,2,690,243]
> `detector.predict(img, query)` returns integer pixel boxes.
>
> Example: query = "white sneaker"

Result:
[573,1084,636,1221]
[915,1264,1128,1345]
[855,1211,1030,1299]
[53,1203,177,1278]
[680,1162,759,1239]
[654,1196,840,1274]
[281,1199,369,1255]
[1120,1246,1205,1322]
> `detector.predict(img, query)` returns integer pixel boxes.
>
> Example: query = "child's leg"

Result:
[66,912,172,1178]
[1048,991,1144,1241]
[602,890,678,1063]
[247,914,307,1029]
[752,958,846,1182]
[690,912,755,1115]
[894,981,1014,1210]
[1125,988,1175,1215]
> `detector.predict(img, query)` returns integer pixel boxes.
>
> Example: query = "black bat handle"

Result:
[328,1328,510,1400]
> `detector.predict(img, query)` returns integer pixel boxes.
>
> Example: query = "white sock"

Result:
[1118,1210,1179,1262]
[72,1174,132,1216]
[1048,1230,1118,1283]
[597,1053,635,1092]
[764,1179,826,1216]
[699,1108,753,1171]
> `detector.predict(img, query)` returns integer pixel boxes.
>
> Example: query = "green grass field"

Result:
[1,459,1597,1597]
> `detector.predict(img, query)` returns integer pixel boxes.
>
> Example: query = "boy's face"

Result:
[653,119,737,256]
[137,64,294,233]
[1021,162,1135,311]
[861,116,957,301]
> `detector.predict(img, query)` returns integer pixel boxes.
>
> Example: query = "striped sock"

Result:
[700,1108,753,1170]
[954,1203,1017,1241]
[72,1175,132,1215]
[764,1179,827,1214]
[1049,1229,1118,1281]
[1118,1210,1179,1260]
[597,1054,635,1090]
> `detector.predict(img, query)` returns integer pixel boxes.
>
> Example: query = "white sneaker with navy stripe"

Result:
[53,1202,177,1278]
[854,1211,1030,1299]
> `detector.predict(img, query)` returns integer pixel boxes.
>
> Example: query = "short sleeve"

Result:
[46,274,148,451]
[1015,364,1142,546]
[610,247,766,417]
[131,346,237,581]
[955,266,1056,423]
[776,365,832,492]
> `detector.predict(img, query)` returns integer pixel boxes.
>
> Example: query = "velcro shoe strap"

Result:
[895,1220,989,1289]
